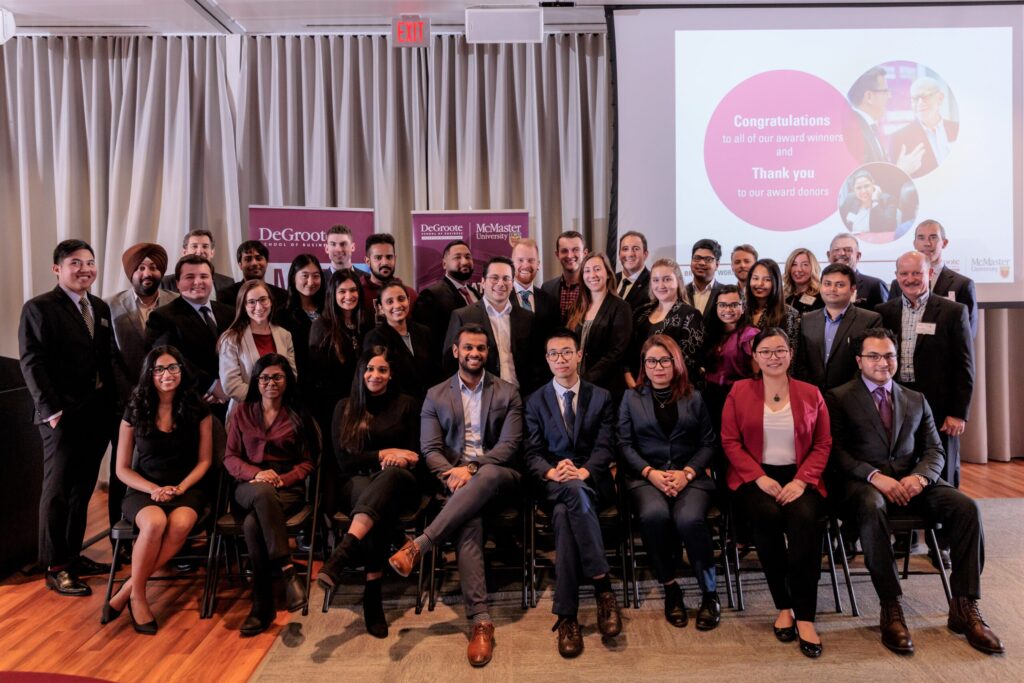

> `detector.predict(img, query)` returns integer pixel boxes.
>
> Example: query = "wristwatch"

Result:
[466,462,479,475]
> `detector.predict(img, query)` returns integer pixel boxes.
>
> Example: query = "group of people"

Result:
[18,217,1000,666]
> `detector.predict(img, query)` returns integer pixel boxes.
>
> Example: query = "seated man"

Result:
[524,329,622,658]
[388,324,522,668]
[826,328,1003,656]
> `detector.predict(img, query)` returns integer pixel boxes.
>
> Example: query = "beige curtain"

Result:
[0,35,242,358]
[963,309,1024,462]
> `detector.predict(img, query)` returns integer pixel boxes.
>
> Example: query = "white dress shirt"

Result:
[484,299,517,387]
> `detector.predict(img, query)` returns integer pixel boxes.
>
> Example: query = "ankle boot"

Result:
[363,579,388,638]
[281,564,307,613]
[240,573,274,636]
[319,533,361,587]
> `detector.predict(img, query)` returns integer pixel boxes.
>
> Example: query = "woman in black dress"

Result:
[567,253,632,399]
[103,346,212,634]
[783,248,824,314]
[362,281,439,400]
[746,258,802,349]
[317,346,423,637]
[281,254,325,394]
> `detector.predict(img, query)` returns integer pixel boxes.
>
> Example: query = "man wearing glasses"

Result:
[683,238,725,319]
[846,66,925,175]
[888,76,958,179]
[826,328,1000,656]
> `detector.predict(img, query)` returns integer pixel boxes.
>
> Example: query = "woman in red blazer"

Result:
[721,327,831,659]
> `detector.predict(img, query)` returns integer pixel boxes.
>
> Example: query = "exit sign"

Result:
[392,15,430,48]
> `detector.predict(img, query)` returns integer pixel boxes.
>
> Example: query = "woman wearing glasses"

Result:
[568,253,632,399]
[363,282,438,400]
[224,353,316,635]
[219,279,297,418]
[701,286,758,432]
[619,335,721,631]
[721,328,831,658]
[103,346,212,634]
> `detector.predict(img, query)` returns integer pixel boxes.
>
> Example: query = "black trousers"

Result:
[338,467,420,572]
[234,481,305,576]
[542,480,610,616]
[37,400,112,567]
[734,465,824,622]
[841,480,984,600]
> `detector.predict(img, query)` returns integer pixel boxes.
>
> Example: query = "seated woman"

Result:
[618,335,720,631]
[103,346,212,634]
[219,279,297,418]
[224,353,316,636]
[783,248,824,314]
[746,259,801,350]
[362,281,439,400]
[721,328,831,658]
[317,346,422,638]
[625,258,704,389]
[568,253,632,399]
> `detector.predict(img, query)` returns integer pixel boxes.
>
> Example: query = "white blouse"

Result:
[762,403,796,466]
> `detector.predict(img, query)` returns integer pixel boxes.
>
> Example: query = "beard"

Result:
[447,267,473,283]
[134,277,161,297]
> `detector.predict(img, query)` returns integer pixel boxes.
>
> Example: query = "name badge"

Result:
[915,322,936,335]
[100,318,110,328]
[800,294,817,306]
[947,291,956,302]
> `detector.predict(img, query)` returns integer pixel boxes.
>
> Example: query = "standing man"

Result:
[19,240,117,595]
[794,263,881,391]
[541,230,588,324]
[684,238,725,318]
[161,229,234,297]
[826,328,1002,656]
[388,324,522,668]
[217,240,288,312]
[615,231,650,311]
[889,219,978,337]
[323,224,370,277]
[360,232,417,313]
[510,238,558,337]
[412,239,479,357]
[826,233,889,310]
[729,244,758,294]
[524,329,622,658]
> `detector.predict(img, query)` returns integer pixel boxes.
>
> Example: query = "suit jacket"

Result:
[218,324,297,414]
[721,378,831,497]
[889,265,978,338]
[794,304,882,391]
[617,386,717,492]
[854,270,888,311]
[524,380,615,501]
[442,300,540,394]
[683,281,725,321]
[511,284,559,342]
[850,111,887,164]
[19,287,118,423]
[576,295,633,397]
[412,277,479,357]
[876,294,974,422]
[106,288,179,400]
[615,267,651,311]
[362,321,439,400]
[162,271,234,299]
[825,378,946,486]
[420,372,523,477]
[888,118,959,178]
[840,192,897,234]
[146,296,234,392]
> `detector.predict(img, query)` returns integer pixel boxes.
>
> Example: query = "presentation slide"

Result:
[613,4,1024,302]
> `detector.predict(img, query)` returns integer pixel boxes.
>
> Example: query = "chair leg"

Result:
[415,549,425,615]
[618,535,630,609]
[206,535,224,617]
[521,515,529,611]
[428,548,438,611]
[625,513,640,609]
[322,584,333,613]
[103,538,121,609]
[823,528,843,613]
[901,531,912,579]
[731,530,745,611]
[831,520,859,617]
[926,528,953,605]
[719,518,734,609]
[527,507,537,609]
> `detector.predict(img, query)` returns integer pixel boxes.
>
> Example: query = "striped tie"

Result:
[79,298,95,338]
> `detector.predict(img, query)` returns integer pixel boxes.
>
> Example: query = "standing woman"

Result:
[567,253,633,399]
[721,328,831,658]
[362,281,439,400]
[626,258,704,389]
[219,279,297,418]
[224,354,316,636]
[783,248,824,314]
[103,346,212,634]
[619,335,720,630]
[745,259,802,347]
[281,254,325,397]
[701,285,759,432]
[317,346,422,638]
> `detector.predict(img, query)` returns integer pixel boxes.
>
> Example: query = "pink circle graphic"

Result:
[704,70,862,231]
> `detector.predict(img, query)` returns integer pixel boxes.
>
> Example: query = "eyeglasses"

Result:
[245,296,271,308]
[485,275,513,284]
[545,349,576,361]
[911,91,939,102]
[258,373,286,384]
[644,357,673,369]
[755,348,791,360]
[152,363,182,376]
[692,255,717,264]
[859,352,897,362]
[716,302,742,310]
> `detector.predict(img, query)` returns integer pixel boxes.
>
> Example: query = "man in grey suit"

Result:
[389,323,522,668]
[794,263,881,391]
[826,328,1002,656]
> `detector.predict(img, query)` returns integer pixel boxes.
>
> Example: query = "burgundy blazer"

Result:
[721,378,831,497]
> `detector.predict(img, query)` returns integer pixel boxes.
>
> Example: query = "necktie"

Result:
[520,289,532,311]
[873,386,892,439]
[563,390,576,441]
[199,305,219,338]
[618,278,630,298]
[458,287,473,305]
[79,298,95,338]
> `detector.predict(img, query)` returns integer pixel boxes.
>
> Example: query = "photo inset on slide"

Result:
[845,62,959,178]
[837,163,918,243]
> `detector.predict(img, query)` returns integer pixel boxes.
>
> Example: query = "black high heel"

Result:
[100,602,123,625]
[799,636,823,658]
[128,600,158,635]
[774,625,797,643]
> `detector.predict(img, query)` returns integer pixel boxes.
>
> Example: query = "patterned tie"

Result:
[458,287,473,305]
[873,386,892,440]
[563,390,576,441]
[520,289,532,311]
[199,305,219,338]
[79,298,95,338]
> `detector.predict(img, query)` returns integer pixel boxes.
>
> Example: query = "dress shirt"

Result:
[860,376,905,485]
[618,270,640,298]
[823,303,851,362]
[447,275,478,303]
[459,374,484,461]
[691,280,716,314]
[898,289,930,382]
[484,299,517,386]
[762,403,797,466]
[923,121,951,165]
[134,293,159,328]
[514,282,536,310]
[552,377,581,434]
[929,262,943,292]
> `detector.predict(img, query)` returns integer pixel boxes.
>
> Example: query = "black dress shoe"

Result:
[664,583,688,628]
[799,637,823,658]
[362,580,388,639]
[774,625,797,643]
[282,566,307,613]
[929,547,952,571]
[100,602,124,624]
[72,556,111,577]
[554,617,583,658]
[240,611,273,637]
[128,601,158,635]
[45,570,91,597]
[695,592,721,631]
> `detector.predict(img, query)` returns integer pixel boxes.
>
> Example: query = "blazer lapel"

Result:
[448,375,466,456]
[56,287,92,337]
[933,267,953,297]
[855,381,890,446]
[544,384,571,444]
[826,307,857,367]
[572,382,589,444]
[481,374,495,444]
[889,383,908,455]
[241,327,259,364]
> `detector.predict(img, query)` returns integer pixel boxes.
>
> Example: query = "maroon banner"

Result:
[411,210,530,290]
[248,205,374,289]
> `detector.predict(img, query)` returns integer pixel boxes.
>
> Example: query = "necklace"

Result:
[772,393,781,403]
[653,387,673,408]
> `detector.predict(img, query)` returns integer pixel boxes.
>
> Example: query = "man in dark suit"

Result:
[160,229,234,298]
[216,240,288,314]
[888,77,958,179]
[826,328,1002,656]
[888,219,978,337]
[443,256,540,394]
[524,329,621,657]
[795,263,881,390]
[683,238,725,319]
[826,233,888,310]
[412,239,480,357]
[360,232,417,314]
[511,237,558,338]
[388,324,522,668]
[541,230,588,324]
[19,240,118,595]
[615,230,650,311]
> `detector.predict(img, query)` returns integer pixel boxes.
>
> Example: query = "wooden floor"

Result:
[1,459,1022,683]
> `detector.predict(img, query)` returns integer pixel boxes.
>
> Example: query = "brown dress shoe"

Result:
[467,621,495,667]
[949,597,1005,654]
[553,617,583,658]
[596,591,622,637]
[388,539,420,578]
[880,598,914,654]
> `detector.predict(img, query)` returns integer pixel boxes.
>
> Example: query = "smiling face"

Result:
[748,264,773,303]
[483,262,514,308]
[789,252,813,287]
[325,232,354,268]
[853,176,874,207]
[257,363,287,401]
[363,354,391,395]
[294,263,322,298]
[911,80,944,128]
[335,278,360,311]
[239,249,267,280]
[244,284,273,325]
[753,335,791,378]
[183,235,214,260]
[366,243,396,281]
[151,352,182,395]
[511,242,539,287]
[454,331,489,377]
[828,236,861,269]
[581,256,609,294]
[545,336,581,382]
[715,291,743,327]
[380,285,409,325]
[618,235,647,276]
[857,336,899,385]
[557,236,587,276]
[895,252,931,302]
[131,257,162,298]
[913,222,947,267]
[53,248,97,295]
[176,262,213,304]
[690,248,718,284]
[820,271,855,309]
[731,249,756,284]
[650,265,679,304]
